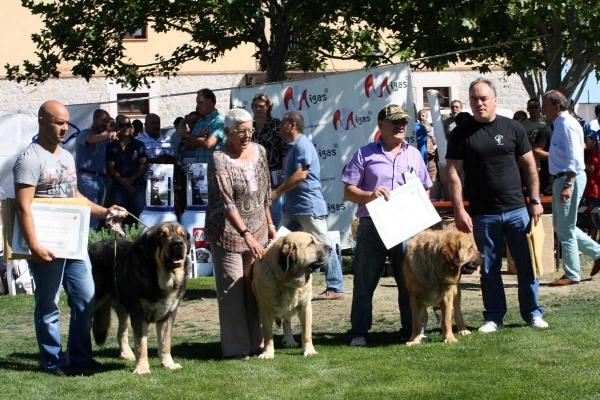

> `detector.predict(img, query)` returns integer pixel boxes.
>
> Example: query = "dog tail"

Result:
[92,303,112,345]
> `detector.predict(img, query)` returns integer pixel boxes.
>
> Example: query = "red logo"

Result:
[333,108,356,131]
[373,130,381,142]
[193,228,209,249]
[283,85,310,111]
[364,74,391,98]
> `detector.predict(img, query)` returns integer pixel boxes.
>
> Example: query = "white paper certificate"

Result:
[365,181,441,249]
[12,203,91,260]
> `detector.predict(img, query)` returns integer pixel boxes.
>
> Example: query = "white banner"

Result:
[0,104,97,199]
[231,64,414,248]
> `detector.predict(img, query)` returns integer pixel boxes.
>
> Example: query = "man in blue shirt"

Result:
[272,111,344,300]
[543,90,600,285]
[75,109,117,229]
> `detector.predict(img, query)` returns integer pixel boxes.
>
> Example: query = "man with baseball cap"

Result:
[342,104,432,347]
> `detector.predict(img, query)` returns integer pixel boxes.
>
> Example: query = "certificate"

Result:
[366,181,441,249]
[12,203,91,260]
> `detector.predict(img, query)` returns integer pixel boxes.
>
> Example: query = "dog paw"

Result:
[406,340,421,346]
[258,351,274,360]
[458,329,471,336]
[420,335,431,342]
[282,338,299,348]
[132,366,151,374]
[120,350,135,361]
[164,363,182,370]
[302,344,317,357]
[443,336,458,343]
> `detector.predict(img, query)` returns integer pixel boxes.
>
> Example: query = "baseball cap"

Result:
[585,130,599,141]
[378,104,411,121]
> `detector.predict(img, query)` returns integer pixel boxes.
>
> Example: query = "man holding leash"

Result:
[342,105,432,347]
[446,77,547,333]
[14,100,126,376]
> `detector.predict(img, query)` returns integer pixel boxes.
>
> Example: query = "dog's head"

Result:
[442,231,484,275]
[276,232,331,285]
[145,222,191,271]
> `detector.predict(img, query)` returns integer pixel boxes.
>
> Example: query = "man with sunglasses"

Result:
[521,98,546,144]
[106,115,148,221]
[342,105,432,346]
[75,109,117,229]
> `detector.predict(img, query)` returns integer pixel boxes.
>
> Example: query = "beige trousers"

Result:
[212,244,263,358]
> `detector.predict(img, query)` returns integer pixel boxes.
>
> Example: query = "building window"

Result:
[422,87,451,109]
[117,93,149,116]
[123,27,148,41]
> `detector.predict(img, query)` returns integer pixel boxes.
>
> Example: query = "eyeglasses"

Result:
[118,123,132,128]
[232,127,255,136]
[527,105,540,110]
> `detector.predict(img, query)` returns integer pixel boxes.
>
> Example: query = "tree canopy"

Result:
[5,0,385,87]
[368,0,600,101]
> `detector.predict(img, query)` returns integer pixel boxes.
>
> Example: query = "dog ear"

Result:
[442,236,462,266]
[278,241,297,272]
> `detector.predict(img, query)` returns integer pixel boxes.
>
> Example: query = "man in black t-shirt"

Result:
[532,124,553,194]
[445,77,547,333]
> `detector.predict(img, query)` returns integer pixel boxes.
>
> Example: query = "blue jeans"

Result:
[348,217,412,337]
[552,173,600,280]
[281,214,344,293]
[77,172,106,230]
[111,184,146,219]
[29,256,95,371]
[472,207,543,324]
[269,195,283,229]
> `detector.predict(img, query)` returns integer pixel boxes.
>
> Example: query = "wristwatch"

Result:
[563,182,573,189]
[529,197,541,205]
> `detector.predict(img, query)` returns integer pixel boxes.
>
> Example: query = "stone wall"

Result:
[0,69,531,123]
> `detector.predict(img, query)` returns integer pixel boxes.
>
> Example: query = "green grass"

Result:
[2,272,600,399]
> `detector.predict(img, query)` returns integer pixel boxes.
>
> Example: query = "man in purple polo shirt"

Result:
[342,104,432,347]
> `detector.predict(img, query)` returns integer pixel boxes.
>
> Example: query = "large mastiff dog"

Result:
[252,232,331,359]
[89,222,191,374]
[403,230,483,346]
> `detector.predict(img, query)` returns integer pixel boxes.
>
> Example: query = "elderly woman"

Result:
[206,108,277,359]
[251,93,288,228]
[418,109,438,183]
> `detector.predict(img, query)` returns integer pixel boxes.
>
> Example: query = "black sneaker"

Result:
[47,367,70,377]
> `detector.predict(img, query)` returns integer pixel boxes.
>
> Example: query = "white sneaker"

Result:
[350,337,367,347]
[478,321,503,333]
[528,316,549,329]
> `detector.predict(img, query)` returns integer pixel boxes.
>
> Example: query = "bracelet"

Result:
[240,228,251,237]
[268,224,276,228]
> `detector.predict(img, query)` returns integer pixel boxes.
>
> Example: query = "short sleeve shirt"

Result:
[13,143,77,198]
[106,139,147,186]
[283,135,327,216]
[446,115,530,216]
[75,128,108,174]
[192,110,226,163]
[135,131,173,158]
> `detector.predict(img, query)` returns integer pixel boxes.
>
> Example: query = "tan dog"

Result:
[252,232,331,359]
[403,230,483,346]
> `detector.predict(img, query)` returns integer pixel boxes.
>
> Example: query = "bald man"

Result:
[135,113,174,164]
[13,100,126,376]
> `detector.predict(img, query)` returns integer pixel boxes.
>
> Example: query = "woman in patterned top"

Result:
[206,108,277,359]
[252,93,288,228]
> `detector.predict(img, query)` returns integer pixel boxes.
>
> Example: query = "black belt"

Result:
[555,172,567,178]
[77,169,106,177]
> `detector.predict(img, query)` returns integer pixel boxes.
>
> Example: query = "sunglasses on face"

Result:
[118,123,132,128]
[527,105,540,110]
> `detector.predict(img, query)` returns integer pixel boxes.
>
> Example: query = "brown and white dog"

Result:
[252,232,331,359]
[403,230,483,346]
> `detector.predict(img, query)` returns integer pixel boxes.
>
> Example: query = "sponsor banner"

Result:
[231,64,414,248]
[0,105,96,199]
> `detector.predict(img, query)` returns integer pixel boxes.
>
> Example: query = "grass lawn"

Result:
[1,255,600,399]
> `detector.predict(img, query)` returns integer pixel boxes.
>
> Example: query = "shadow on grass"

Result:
[183,288,217,301]
[0,351,123,376]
